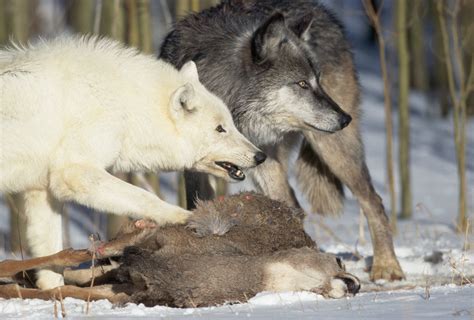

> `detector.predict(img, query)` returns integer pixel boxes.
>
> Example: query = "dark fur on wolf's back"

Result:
[122,192,315,256]
[160,0,404,281]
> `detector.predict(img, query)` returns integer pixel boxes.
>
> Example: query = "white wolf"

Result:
[0,36,266,289]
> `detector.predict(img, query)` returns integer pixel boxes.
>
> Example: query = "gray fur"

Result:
[160,0,404,281]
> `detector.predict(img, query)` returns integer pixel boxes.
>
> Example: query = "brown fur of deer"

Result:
[114,192,360,307]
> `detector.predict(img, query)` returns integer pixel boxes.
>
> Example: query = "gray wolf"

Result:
[159,0,404,281]
[116,192,360,307]
[0,36,265,289]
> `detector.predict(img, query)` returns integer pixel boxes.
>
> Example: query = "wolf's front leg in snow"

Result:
[23,190,65,289]
[49,164,191,225]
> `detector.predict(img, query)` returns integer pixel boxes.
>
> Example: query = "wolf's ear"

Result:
[289,13,313,41]
[251,12,288,65]
[170,83,196,120]
[180,60,199,82]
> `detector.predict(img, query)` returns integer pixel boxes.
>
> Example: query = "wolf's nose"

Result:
[254,152,267,165]
[340,113,352,129]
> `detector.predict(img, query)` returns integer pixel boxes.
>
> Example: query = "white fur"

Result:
[264,262,326,292]
[0,36,260,289]
[264,261,357,299]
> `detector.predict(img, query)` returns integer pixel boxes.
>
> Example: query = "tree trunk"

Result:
[397,0,412,219]
[137,0,152,53]
[99,0,125,41]
[100,1,129,239]
[176,0,191,21]
[460,0,474,116]
[215,178,228,198]
[362,0,397,232]
[408,0,428,91]
[436,1,468,234]
[178,173,187,209]
[6,194,27,255]
[68,0,95,34]
[450,1,469,234]
[431,2,450,117]
[175,0,193,208]
[5,0,30,43]
[136,0,161,196]
[4,0,31,254]
[125,0,139,47]
[173,0,224,205]
[107,173,131,240]
[0,0,6,45]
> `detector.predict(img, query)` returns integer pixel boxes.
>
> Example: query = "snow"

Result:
[1,4,473,318]
[0,286,472,319]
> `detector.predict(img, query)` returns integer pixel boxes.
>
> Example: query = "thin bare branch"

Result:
[362,0,397,229]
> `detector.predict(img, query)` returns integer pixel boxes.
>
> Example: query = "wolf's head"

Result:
[170,61,266,181]
[239,12,351,142]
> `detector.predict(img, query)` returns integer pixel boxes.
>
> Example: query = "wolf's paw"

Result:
[169,209,192,224]
[150,209,192,225]
[370,259,405,281]
[36,269,64,290]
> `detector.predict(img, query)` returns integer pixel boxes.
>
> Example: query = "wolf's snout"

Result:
[340,113,352,129]
[254,152,267,165]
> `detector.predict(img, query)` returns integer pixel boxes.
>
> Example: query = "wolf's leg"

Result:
[184,171,215,209]
[304,127,404,281]
[49,164,190,225]
[295,140,345,215]
[23,189,64,289]
[249,146,299,207]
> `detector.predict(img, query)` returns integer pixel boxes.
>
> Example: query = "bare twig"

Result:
[58,287,66,318]
[85,235,97,314]
[362,0,397,231]
[53,294,58,318]
[437,0,468,233]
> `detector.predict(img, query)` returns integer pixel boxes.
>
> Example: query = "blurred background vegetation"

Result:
[0,0,471,255]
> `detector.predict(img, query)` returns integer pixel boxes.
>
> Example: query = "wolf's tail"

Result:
[295,138,344,216]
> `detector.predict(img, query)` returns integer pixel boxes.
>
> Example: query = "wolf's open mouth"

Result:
[215,161,245,181]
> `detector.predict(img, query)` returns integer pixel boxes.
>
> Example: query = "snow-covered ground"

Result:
[0,5,473,316]
[0,286,472,319]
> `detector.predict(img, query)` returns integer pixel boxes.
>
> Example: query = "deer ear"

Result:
[289,13,314,41]
[251,12,288,65]
[180,60,199,82]
[170,83,196,120]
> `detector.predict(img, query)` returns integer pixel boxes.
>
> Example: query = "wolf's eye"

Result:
[216,125,226,133]
[297,80,310,89]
